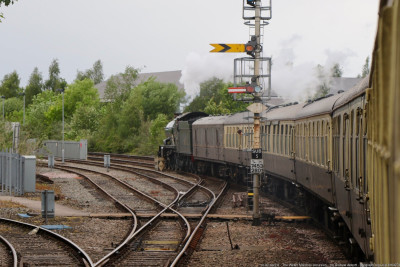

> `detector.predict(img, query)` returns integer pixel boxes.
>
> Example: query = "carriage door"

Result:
[216,127,222,161]
[343,113,353,232]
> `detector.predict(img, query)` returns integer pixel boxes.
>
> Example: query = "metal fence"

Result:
[0,149,36,196]
[40,140,87,160]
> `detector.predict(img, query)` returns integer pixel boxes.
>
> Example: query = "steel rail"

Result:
[88,152,154,161]
[52,162,195,266]
[50,165,139,240]
[93,179,197,267]
[87,156,154,168]
[51,159,219,265]
[0,217,94,266]
[0,234,18,267]
[170,180,228,267]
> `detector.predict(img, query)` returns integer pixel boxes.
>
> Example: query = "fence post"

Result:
[1,150,3,193]
[8,148,12,196]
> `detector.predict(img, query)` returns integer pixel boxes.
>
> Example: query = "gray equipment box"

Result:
[41,190,55,218]
[22,155,36,193]
[42,140,87,160]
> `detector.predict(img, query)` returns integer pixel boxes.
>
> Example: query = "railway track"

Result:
[0,234,17,267]
[0,218,93,266]
[45,160,192,265]
[33,152,350,265]
[47,158,227,266]
[88,152,154,168]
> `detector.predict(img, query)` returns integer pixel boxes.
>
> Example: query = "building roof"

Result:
[94,70,183,100]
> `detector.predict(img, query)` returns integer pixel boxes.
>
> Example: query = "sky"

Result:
[0,0,379,100]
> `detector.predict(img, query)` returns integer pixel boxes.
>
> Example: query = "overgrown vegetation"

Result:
[184,77,248,115]
[0,61,186,155]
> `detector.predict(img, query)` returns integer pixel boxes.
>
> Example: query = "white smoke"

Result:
[180,52,235,100]
[181,36,357,103]
[271,36,357,102]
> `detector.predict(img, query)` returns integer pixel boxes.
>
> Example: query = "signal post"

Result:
[211,0,272,226]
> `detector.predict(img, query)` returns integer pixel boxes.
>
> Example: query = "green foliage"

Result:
[76,59,104,85]
[331,63,343,78]
[25,67,44,106]
[184,77,225,112]
[44,59,67,92]
[24,79,100,141]
[0,0,17,6]
[25,90,59,140]
[361,56,370,78]
[0,71,21,98]
[104,66,139,102]
[0,0,17,22]
[91,74,185,154]
[313,64,332,99]
[67,105,100,140]
[138,78,185,121]
[2,97,23,121]
[204,97,230,115]
[0,121,13,148]
[1,62,186,156]
[185,77,248,115]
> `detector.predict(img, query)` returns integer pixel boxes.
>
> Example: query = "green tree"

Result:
[25,67,44,106]
[25,79,100,141]
[132,114,170,155]
[331,63,343,77]
[361,56,370,78]
[47,79,100,124]
[25,90,58,139]
[45,59,67,92]
[313,64,331,99]
[0,71,21,98]
[76,59,104,85]
[185,77,248,115]
[0,0,17,22]
[1,97,22,121]
[184,77,226,112]
[138,78,185,121]
[204,97,230,115]
[68,105,100,140]
[104,66,139,102]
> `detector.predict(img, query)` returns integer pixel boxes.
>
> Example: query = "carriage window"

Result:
[325,121,329,167]
[279,125,285,154]
[287,125,294,156]
[316,121,320,165]
[308,122,312,162]
[272,125,276,153]
[321,121,325,166]
[303,123,306,160]
[333,116,341,173]
[350,110,355,187]
[343,114,349,180]
[286,125,289,156]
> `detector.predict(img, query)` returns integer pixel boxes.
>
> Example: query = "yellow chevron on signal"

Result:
[210,44,245,53]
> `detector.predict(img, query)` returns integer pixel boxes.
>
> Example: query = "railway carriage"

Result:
[192,115,228,175]
[261,103,300,183]
[292,94,340,205]
[331,77,371,259]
